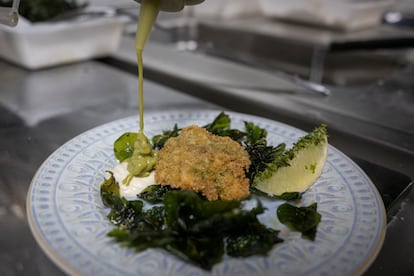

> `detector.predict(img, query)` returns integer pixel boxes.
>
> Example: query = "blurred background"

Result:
[0,0,413,275]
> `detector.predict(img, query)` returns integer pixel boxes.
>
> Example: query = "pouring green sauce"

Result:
[123,132,157,184]
[136,0,161,132]
[123,0,161,181]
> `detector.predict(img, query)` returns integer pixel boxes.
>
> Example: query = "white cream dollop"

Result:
[112,162,156,199]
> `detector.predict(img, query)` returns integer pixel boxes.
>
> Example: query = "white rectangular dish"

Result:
[0,14,126,69]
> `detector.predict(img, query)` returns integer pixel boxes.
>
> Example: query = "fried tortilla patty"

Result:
[155,125,251,201]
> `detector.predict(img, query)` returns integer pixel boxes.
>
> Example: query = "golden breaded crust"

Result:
[155,125,251,201]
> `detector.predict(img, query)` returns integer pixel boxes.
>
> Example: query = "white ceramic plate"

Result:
[27,110,386,276]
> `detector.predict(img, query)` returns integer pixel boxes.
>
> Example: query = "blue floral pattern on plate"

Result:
[27,110,386,276]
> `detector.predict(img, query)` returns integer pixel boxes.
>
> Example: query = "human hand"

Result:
[134,0,205,12]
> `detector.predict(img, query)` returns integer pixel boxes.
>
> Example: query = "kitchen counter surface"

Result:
[0,23,413,275]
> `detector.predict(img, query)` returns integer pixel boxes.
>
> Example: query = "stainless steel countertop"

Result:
[1,30,413,275]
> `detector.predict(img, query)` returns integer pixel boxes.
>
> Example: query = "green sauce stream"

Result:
[124,0,161,182]
[136,0,161,132]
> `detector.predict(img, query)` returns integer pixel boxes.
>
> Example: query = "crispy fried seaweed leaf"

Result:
[203,112,246,141]
[106,197,171,250]
[107,197,144,229]
[203,111,231,132]
[168,234,225,269]
[104,188,281,270]
[108,227,174,251]
[163,191,280,268]
[226,222,282,257]
[244,121,267,146]
[152,124,181,150]
[278,192,301,201]
[100,171,120,207]
[250,188,302,201]
[163,190,241,233]
[277,203,321,240]
[139,184,175,204]
[246,140,286,182]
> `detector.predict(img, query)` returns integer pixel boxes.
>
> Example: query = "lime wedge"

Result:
[253,125,328,196]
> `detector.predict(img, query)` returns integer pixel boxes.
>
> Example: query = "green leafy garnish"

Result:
[278,192,301,201]
[139,184,175,204]
[107,197,144,229]
[243,121,268,146]
[102,187,282,270]
[114,132,138,162]
[226,222,282,257]
[100,172,120,207]
[277,203,321,240]
[246,140,286,183]
[152,124,181,150]
[203,111,231,133]
[203,112,245,141]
